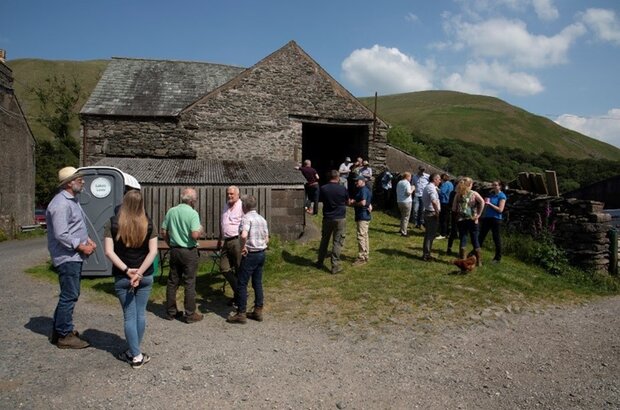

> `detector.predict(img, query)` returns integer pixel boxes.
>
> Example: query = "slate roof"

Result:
[80,58,245,117]
[94,157,307,186]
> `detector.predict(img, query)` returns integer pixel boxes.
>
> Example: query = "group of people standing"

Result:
[396,166,507,267]
[46,167,268,369]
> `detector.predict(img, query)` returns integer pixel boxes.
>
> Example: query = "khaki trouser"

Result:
[356,220,370,261]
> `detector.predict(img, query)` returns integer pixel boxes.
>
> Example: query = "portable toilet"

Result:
[76,166,141,276]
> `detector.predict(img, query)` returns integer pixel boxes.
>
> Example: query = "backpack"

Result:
[457,191,474,219]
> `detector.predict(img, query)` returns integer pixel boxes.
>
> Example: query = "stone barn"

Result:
[0,51,36,236]
[80,41,388,239]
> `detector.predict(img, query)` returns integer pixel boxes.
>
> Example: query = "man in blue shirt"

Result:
[349,175,373,266]
[47,167,96,349]
[438,174,454,239]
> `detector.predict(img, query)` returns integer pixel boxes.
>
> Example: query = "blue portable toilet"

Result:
[76,166,141,277]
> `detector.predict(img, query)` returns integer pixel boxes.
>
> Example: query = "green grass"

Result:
[26,211,619,328]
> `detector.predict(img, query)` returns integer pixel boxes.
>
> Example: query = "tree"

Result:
[30,74,83,204]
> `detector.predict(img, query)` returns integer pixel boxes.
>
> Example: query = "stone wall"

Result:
[0,62,36,235]
[496,188,612,272]
[182,42,387,166]
[271,189,306,240]
[81,116,194,165]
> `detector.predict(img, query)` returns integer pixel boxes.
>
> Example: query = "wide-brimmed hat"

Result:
[57,166,84,187]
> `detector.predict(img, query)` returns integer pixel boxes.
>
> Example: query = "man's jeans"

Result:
[115,275,153,357]
[53,261,82,336]
[317,218,346,269]
[412,197,425,226]
[166,247,199,316]
[235,250,265,313]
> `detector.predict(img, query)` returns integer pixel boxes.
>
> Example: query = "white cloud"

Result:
[555,109,620,148]
[581,8,620,45]
[405,13,419,23]
[341,45,434,95]
[442,61,544,96]
[532,0,558,21]
[449,18,586,68]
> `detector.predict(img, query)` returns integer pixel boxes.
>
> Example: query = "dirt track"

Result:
[0,237,618,409]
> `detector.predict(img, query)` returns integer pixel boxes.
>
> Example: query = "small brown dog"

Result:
[453,256,477,273]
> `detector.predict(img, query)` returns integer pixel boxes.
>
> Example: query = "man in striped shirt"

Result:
[227,195,269,324]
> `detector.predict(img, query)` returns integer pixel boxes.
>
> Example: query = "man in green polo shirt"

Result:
[162,188,204,324]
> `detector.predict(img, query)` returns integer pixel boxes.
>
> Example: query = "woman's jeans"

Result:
[114,275,153,357]
[53,261,82,336]
[479,218,502,261]
[457,219,480,250]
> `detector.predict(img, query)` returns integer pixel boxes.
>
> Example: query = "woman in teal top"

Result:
[479,181,507,263]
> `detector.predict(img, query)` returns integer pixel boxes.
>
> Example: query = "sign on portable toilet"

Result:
[76,166,141,276]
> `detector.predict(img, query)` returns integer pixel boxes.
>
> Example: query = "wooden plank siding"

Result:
[142,185,278,239]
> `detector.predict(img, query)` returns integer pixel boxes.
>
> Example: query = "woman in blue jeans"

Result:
[452,177,486,266]
[104,190,158,368]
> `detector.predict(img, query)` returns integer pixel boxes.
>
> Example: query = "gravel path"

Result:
[0,238,618,409]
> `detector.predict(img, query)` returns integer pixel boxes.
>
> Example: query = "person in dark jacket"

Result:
[315,170,348,274]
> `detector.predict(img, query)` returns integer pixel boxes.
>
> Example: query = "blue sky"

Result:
[2,0,619,148]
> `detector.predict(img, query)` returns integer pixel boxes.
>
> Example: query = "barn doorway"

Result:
[301,122,369,183]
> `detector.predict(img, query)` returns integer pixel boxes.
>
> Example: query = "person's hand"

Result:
[87,238,97,249]
[368,204,373,212]
[241,246,248,257]
[128,269,141,287]
[78,242,95,256]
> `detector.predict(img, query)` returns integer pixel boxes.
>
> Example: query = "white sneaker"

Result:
[435,235,446,240]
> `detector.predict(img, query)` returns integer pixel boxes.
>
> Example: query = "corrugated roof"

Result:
[80,58,245,117]
[94,157,307,186]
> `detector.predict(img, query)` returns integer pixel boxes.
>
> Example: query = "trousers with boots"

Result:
[247,306,263,322]
[474,248,482,267]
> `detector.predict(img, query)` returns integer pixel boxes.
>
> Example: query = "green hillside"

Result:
[360,91,620,161]
[7,59,108,141]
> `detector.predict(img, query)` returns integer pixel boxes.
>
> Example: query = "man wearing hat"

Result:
[349,174,373,265]
[46,166,96,349]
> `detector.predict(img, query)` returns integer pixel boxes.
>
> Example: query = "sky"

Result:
[2,0,620,148]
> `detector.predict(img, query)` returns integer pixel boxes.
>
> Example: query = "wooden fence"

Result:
[142,185,273,239]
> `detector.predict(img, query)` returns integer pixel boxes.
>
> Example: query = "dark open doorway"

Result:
[301,122,369,183]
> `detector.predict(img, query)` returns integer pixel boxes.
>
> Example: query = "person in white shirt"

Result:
[395,172,414,236]
[412,166,430,228]
[338,157,352,187]
[422,173,441,261]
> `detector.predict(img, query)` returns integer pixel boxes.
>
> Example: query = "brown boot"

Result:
[184,312,204,324]
[226,311,247,324]
[57,332,90,349]
[247,307,263,322]
[475,249,482,267]
[458,248,466,259]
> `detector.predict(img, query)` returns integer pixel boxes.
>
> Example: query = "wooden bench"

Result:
[157,239,220,283]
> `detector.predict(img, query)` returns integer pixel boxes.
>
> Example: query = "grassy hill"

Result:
[359,91,620,161]
[7,59,108,141]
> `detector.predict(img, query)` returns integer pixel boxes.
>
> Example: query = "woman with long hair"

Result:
[479,180,507,263]
[451,177,485,266]
[104,190,158,368]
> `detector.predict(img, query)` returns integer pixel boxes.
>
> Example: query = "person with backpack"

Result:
[452,177,485,266]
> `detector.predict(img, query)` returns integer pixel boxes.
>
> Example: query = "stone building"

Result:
[80,41,388,239]
[0,50,36,236]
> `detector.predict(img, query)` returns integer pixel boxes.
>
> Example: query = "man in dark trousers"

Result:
[315,170,348,274]
[299,159,320,215]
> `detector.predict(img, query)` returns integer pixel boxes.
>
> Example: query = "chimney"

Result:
[0,49,5,63]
